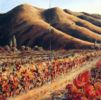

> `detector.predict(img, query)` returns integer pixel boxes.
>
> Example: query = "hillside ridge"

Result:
[0,4,101,49]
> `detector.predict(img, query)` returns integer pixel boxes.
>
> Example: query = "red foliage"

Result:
[80,71,90,83]
[73,71,90,88]
[94,82,101,96]
[65,67,101,100]
[83,84,96,98]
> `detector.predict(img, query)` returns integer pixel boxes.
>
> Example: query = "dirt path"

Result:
[8,57,101,100]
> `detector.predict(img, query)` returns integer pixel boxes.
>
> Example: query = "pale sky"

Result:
[0,0,101,14]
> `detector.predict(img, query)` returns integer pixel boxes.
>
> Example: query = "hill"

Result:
[0,4,101,50]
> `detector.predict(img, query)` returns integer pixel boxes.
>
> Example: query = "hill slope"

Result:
[0,4,101,50]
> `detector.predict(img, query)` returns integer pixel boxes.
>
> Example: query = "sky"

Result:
[0,0,101,14]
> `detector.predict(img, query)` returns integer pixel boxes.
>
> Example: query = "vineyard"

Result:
[0,49,101,100]
[49,61,101,100]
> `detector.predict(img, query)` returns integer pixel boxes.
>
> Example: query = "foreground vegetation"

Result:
[0,49,101,100]
[50,60,101,100]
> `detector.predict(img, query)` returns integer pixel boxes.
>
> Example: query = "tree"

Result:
[10,35,17,47]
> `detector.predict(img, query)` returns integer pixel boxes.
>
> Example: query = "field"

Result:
[46,62,101,100]
[0,49,101,100]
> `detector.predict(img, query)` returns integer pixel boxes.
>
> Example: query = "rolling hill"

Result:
[0,4,101,50]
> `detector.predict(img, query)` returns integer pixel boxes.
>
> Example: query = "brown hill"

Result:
[43,8,101,43]
[82,12,101,20]
[64,9,101,27]
[0,4,101,50]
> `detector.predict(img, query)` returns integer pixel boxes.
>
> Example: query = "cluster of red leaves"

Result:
[65,70,101,100]
[73,71,90,88]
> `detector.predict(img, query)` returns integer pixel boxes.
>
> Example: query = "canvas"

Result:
[0,0,101,100]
